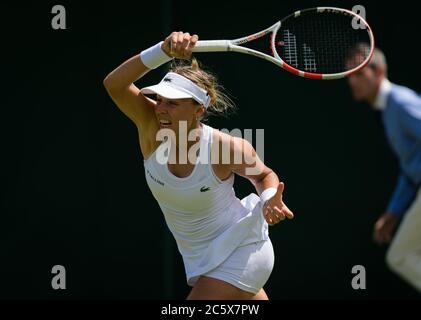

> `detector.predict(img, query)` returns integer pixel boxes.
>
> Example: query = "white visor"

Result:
[141,72,211,108]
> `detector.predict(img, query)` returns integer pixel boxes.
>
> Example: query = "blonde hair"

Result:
[169,58,237,120]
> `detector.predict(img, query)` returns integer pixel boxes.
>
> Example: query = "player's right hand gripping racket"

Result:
[192,7,374,80]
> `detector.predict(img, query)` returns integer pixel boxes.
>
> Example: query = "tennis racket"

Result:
[192,7,374,80]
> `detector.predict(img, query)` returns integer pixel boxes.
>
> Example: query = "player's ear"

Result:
[195,105,206,118]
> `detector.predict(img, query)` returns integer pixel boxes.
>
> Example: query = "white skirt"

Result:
[186,193,274,294]
[202,239,274,294]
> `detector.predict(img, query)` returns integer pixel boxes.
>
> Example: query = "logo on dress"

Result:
[200,186,211,192]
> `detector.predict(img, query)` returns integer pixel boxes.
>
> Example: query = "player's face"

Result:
[155,95,202,133]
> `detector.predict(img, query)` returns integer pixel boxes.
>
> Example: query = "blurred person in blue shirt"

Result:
[347,43,421,292]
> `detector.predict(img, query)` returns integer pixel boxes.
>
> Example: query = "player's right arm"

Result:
[103,32,196,127]
[103,53,159,130]
[103,32,198,157]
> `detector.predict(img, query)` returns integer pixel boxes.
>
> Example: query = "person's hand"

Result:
[263,182,294,226]
[373,212,398,245]
[161,31,198,59]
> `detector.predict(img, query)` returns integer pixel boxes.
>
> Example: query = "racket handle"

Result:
[192,40,230,52]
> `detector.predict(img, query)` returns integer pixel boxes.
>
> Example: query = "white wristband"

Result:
[260,187,277,205]
[140,41,173,69]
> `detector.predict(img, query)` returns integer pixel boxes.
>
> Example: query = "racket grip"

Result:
[192,40,230,52]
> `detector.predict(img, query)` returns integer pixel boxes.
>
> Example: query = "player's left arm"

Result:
[228,136,294,224]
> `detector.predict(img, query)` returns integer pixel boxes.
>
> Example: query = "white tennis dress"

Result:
[143,123,273,293]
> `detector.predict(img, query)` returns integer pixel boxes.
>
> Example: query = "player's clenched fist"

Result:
[161,31,199,60]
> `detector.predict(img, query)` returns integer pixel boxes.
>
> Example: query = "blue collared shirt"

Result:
[378,80,421,216]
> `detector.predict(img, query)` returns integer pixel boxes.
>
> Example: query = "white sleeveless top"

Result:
[143,123,269,286]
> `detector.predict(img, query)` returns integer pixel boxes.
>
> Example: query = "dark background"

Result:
[1,0,420,299]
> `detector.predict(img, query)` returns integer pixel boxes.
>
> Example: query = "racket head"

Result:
[272,7,375,80]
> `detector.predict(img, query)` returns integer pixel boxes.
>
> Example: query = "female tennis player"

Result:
[103,31,294,300]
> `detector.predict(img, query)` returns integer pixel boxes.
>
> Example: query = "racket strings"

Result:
[276,12,371,74]
[283,29,298,68]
